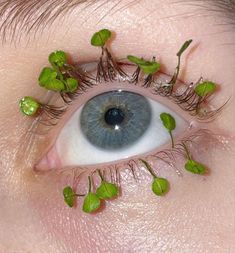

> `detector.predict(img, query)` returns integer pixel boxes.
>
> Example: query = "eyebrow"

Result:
[0,0,235,44]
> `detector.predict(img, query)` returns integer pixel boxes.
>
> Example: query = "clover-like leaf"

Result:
[152,177,169,196]
[49,50,67,67]
[91,29,112,47]
[82,192,101,213]
[194,81,216,97]
[63,186,76,208]
[185,159,206,174]
[19,96,40,116]
[96,181,118,199]
[38,67,65,91]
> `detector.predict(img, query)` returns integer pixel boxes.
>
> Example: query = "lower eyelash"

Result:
[51,128,219,189]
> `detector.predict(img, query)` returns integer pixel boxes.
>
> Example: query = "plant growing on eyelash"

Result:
[127,55,161,87]
[91,29,128,82]
[194,81,216,97]
[19,96,66,123]
[160,113,176,148]
[154,40,193,96]
[140,159,169,196]
[63,186,85,208]
[96,170,119,199]
[167,40,193,92]
[38,50,80,103]
[83,176,101,213]
[182,142,206,174]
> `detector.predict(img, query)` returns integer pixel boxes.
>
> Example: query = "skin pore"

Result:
[0,0,235,252]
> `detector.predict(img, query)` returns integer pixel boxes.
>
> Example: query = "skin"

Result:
[0,0,235,252]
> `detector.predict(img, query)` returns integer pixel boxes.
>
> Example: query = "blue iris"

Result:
[80,90,152,150]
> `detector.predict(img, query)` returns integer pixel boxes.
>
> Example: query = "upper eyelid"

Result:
[36,59,219,128]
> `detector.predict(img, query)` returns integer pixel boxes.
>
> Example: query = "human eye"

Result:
[21,29,222,213]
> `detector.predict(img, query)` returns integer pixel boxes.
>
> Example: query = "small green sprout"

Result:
[83,192,101,213]
[169,39,193,86]
[127,55,160,75]
[19,96,40,116]
[194,81,216,97]
[96,181,118,199]
[127,55,148,65]
[185,159,206,174]
[182,143,206,175]
[91,29,112,47]
[96,170,118,199]
[82,176,101,213]
[49,50,67,67]
[63,186,85,208]
[177,39,193,58]
[66,78,78,92]
[140,159,169,196]
[38,67,65,91]
[160,113,176,148]
[152,177,169,196]
[63,186,76,208]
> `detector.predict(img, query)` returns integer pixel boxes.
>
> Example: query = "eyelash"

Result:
[33,50,223,130]
[56,128,218,189]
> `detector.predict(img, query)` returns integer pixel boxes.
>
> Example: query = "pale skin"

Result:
[0,0,235,252]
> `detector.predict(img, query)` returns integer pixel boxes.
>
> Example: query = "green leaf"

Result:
[65,78,78,92]
[177,39,193,57]
[127,55,147,65]
[96,181,118,199]
[194,81,216,97]
[160,113,176,132]
[91,29,112,47]
[185,159,206,174]
[63,186,76,208]
[49,50,67,67]
[38,67,65,91]
[82,192,101,213]
[152,177,169,196]
[19,96,40,116]
[140,62,160,75]
[127,55,160,75]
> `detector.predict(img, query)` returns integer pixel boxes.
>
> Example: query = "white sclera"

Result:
[56,98,188,166]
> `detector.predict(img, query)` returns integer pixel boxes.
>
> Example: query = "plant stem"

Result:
[140,159,157,178]
[182,142,191,160]
[88,176,92,192]
[169,131,174,148]
[98,170,104,181]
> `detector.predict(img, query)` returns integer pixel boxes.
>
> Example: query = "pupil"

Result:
[105,108,125,126]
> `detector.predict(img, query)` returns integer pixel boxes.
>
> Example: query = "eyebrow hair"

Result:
[0,0,235,44]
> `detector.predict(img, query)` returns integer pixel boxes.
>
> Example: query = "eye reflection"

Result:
[55,89,188,166]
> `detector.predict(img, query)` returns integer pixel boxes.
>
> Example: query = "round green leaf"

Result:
[38,67,57,86]
[96,181,118,199]
[66,78,78,92]
[160,113,176,132]
[91,29,112,47]
[19,96,40,116]
[39,67,65,91]
[185,159,206,174]
[152,177,169,196]
[194,81,216,97]
[49,50,67,67]
[140,62,160,75]
[82,192,101,213]
[63,186,76,208]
